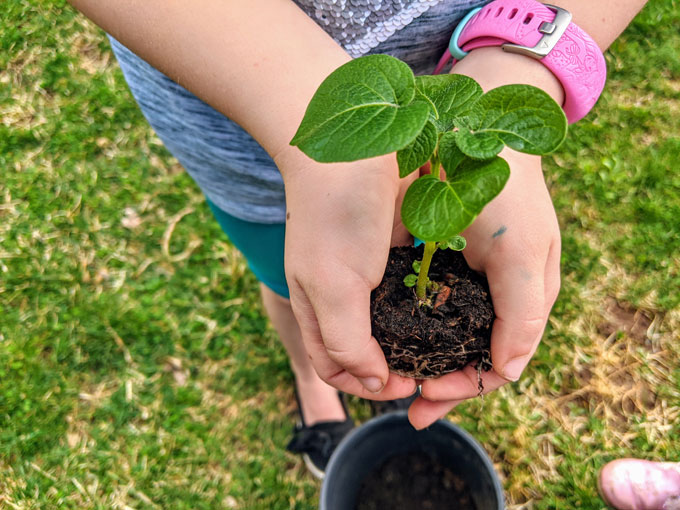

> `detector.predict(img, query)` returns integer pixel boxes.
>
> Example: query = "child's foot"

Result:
[295,375,348,425]
[598,459,680,510]
[286,375,354,479]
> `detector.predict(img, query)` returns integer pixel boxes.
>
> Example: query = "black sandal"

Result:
[368,389,419,416]
[286,390,354,480]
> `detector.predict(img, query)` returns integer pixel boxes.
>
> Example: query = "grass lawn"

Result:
[1,1,678,508]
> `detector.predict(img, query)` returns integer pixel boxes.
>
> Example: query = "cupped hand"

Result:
[408,149,562,429]
[277,149,418,401]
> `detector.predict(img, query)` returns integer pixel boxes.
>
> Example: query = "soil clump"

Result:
[371,245,494,379]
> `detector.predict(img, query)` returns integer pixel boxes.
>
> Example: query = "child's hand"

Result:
[408,149,561,429]
[278,149,418,401]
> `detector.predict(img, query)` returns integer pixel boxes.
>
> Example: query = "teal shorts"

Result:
[206,199,289,298]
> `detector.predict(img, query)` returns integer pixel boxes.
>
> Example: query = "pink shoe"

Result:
[598,459,680,510]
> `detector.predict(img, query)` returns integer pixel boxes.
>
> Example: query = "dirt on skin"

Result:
[355,451,478,510]
[371,245,494,379]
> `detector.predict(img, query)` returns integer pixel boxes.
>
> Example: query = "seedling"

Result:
[291,54,566,302]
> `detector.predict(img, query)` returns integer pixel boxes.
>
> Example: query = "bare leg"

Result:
[260,284,347,425]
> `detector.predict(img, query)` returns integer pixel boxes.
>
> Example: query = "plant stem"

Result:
[431,152,442,181]
[413,149,443,302]
[416,241,437,301]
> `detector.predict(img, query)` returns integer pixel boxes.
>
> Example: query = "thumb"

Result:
[484,255,547,382]
[418,254,547,403]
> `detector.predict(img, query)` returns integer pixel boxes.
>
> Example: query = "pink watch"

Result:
[434,0,607,124]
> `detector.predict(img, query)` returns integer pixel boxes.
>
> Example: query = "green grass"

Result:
[1,1,679,508]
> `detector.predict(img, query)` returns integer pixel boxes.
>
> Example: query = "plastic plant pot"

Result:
[319,411,504,510]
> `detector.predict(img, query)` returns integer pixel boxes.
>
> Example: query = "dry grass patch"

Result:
[447,256,679,507]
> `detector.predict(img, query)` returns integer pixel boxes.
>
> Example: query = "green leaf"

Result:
[438,132,466,173]
[401,157,510,241]
[441,235,467,251]
[415,74,483,132]
[403,274,418,287]
[397,121,438,178]
[454,130,504,159]
[290,54,431,162]
[412,260,422,274]
[457,84,567,155]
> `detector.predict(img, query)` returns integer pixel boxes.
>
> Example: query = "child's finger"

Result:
[300,320,416,400]
[289,275,416,399]
[306,273,393,393]
[407,396,464,430]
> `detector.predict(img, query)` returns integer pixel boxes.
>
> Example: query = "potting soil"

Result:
[355,451,477,510]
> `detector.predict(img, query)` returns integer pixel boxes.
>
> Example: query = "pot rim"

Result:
[320,410,504,510]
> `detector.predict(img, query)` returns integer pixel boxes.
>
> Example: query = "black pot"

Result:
[320,411,504,510]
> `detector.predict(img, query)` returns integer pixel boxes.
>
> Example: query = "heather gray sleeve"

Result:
[110,0,489,224]
[109,37,288,223]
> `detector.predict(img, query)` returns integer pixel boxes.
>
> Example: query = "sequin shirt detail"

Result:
[295,0,443,57]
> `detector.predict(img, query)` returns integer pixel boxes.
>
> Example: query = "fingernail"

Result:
[358,376,385,394]
[502,356,528,381]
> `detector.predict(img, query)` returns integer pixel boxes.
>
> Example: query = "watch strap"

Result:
[444,0,607,123]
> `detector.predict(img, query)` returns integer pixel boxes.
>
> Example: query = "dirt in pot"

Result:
[371,245,494,379]
[355,451,477,510]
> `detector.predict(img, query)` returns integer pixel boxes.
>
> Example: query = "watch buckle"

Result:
[502,4,572,59]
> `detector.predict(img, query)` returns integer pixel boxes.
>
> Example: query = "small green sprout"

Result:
[440,235,467,252]
[403,273,418,288]
[291,55,567,302]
